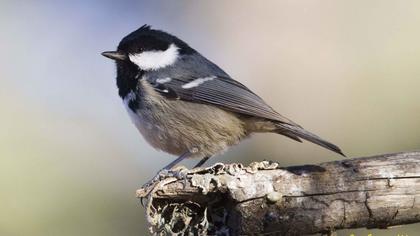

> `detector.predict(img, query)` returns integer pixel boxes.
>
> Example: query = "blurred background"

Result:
[1,0,419,235]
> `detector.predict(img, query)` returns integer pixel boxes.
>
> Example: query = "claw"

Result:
[137,166,190,207]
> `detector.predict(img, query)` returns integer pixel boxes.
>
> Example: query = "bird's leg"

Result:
[193,156,211,168]
[160,150,192,170]
[141,149,197,190]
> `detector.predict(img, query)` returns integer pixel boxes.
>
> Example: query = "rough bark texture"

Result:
[137,151,420,235]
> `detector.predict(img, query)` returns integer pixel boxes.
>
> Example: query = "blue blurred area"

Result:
[1,1,419,235]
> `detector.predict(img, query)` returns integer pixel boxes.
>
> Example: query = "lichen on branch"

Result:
[137,152,420,235]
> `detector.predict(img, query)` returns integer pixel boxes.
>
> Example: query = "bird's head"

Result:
[102,24,194,72]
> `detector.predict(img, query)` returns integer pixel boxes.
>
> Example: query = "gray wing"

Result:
[145,53,299,126]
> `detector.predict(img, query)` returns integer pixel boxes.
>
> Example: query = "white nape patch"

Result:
[182,76,216,89]
[156,77,172,84]
[129,44,179,71]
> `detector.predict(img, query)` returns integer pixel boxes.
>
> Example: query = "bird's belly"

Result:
[124,98,247,158]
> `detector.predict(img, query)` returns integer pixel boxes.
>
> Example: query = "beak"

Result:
[101,51,127,61]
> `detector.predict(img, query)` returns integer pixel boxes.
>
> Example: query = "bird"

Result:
[101,24,344,172]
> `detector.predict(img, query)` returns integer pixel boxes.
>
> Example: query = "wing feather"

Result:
[148,75,299,126]
[144,53,300,126]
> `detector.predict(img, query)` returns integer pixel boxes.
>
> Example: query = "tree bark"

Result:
[137,151,420,235]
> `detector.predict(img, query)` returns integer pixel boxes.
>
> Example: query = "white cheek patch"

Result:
[182,76,216,89]
[156,77,172,84]
[129,44,179,70]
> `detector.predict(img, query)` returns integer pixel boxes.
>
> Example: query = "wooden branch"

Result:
[137,152,420,235]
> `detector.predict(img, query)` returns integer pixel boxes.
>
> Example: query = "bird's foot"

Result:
[137,166,190,206]
[149,165,190,186]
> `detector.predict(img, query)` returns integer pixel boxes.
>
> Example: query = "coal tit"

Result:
[102,25,344,170]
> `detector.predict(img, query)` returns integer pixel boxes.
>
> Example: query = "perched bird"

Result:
[102,25,344,171]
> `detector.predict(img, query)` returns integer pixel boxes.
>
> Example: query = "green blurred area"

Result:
[1,0,419,235]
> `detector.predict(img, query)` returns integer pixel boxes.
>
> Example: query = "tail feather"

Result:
[279,131,303,143]
[277,123,345,157]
